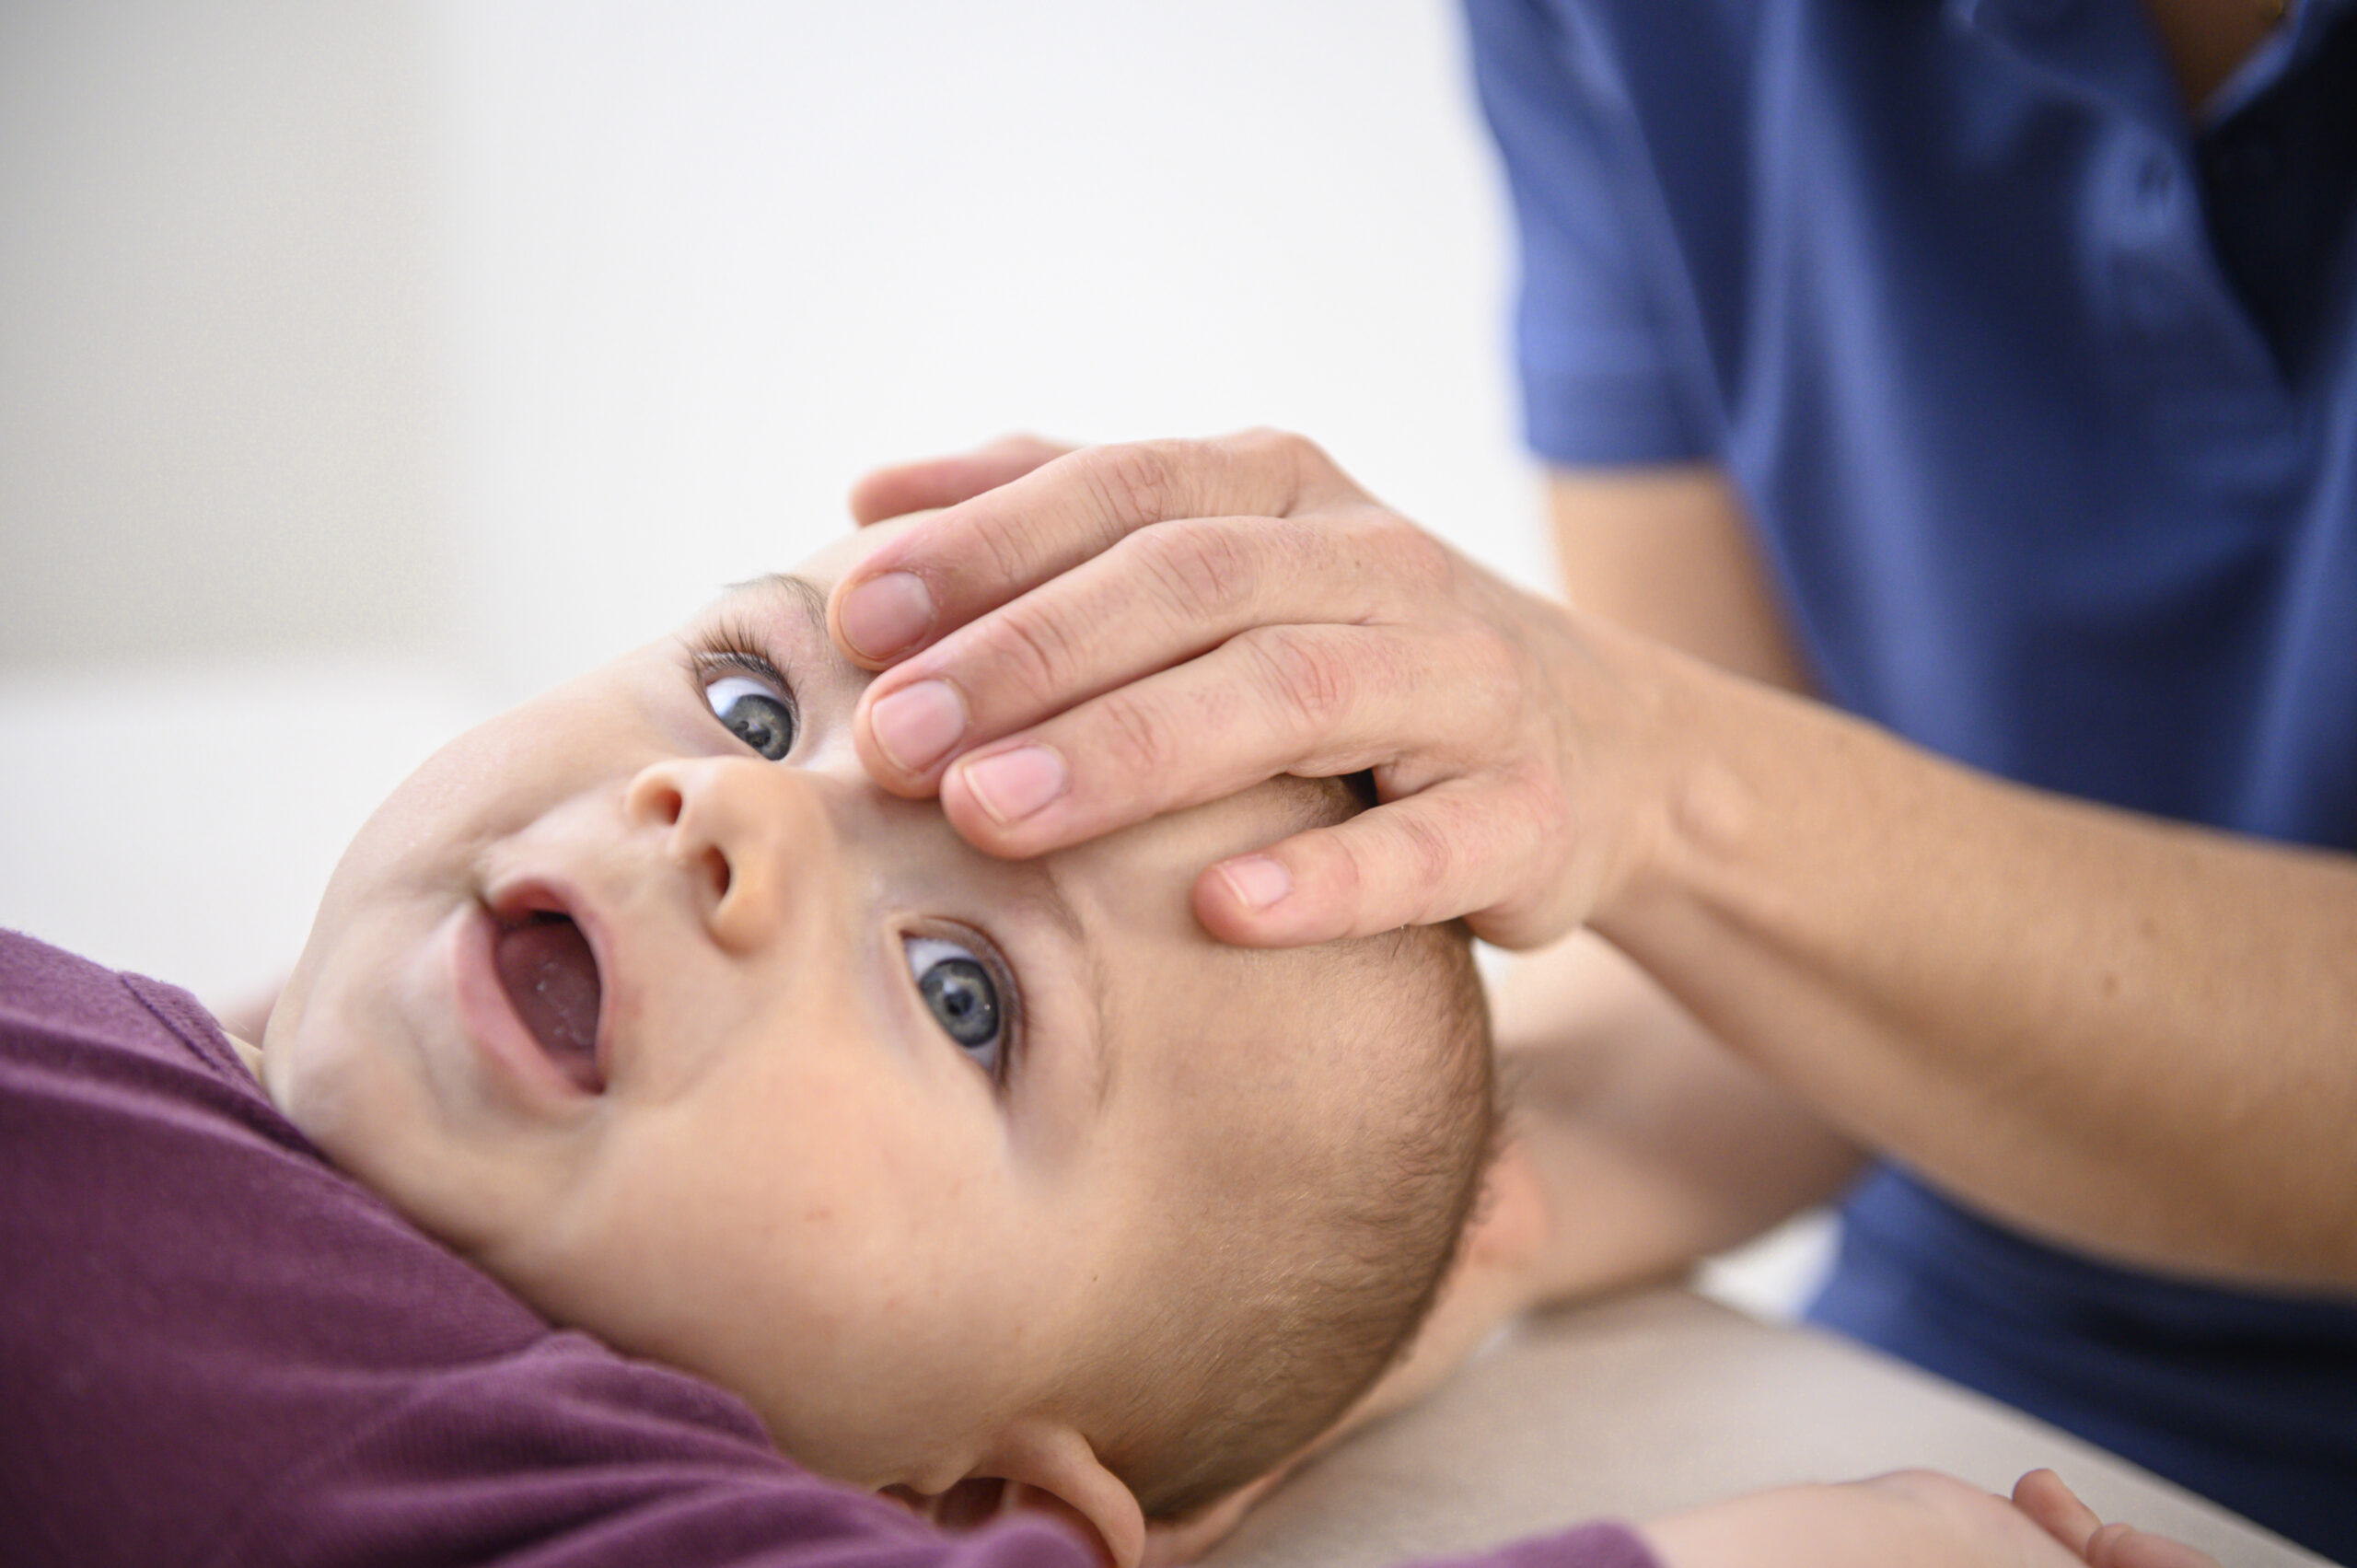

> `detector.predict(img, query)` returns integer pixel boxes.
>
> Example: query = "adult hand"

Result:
[832,431,1666,950]
[1642,1470,2227,1568]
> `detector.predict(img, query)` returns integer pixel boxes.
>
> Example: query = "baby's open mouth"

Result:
[492,912,606,1093]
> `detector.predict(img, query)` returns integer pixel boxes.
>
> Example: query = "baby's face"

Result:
[267,524,1391,1500]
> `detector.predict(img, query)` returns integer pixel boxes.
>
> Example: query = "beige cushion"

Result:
[1206,1288,2333,1568]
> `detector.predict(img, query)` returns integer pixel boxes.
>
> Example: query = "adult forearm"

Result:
[1491,932,1864,1304]
[1595,638,2357,1291]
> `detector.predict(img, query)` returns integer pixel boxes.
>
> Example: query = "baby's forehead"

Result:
[795,516,928,589]
[679,521,915,632]
[709,570,830,628]
[1095,888,1388,1078]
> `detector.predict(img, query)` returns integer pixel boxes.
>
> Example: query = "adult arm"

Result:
[1550,467,2354,1292]
[1490,466,1860,1299]
[830,433,2357,1293]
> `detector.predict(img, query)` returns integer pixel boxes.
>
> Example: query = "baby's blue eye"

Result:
[903,935,1003,1074]
[704,674,795,761]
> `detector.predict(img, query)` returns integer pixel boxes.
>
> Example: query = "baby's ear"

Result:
[971,1421,1145,1568]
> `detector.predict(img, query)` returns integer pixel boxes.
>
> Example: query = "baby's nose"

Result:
[622,756,831,953]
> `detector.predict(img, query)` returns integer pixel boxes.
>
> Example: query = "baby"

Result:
[0,520,2218,1568]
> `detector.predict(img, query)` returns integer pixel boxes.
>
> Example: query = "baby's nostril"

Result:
[701,845,731,902]
[629,773,688,829]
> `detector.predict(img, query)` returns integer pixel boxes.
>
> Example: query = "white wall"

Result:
[0,0,446,670]
[0,0,469,1002]
[432,0,1542,702]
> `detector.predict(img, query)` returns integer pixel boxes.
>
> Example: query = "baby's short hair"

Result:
[1089,778,1497,1521]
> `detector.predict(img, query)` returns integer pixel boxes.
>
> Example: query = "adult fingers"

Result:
[2012,1474,2222,1568]
[853,509,1435,791]
[830,428,1363,668]
[846,435,1072,526]
[2014,1471,2106,1555]
[1191,778,1564,947]
[930,623,1515,860]
[2098,1530,2224,1568]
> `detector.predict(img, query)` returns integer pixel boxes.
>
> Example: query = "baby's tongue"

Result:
[492,916,604,1091]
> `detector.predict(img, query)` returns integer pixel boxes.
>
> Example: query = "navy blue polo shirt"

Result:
[1464,0,2357,1556]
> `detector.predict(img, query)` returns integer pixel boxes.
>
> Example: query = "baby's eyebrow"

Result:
[721,572,831,643]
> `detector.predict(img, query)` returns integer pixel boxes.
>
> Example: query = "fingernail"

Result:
[838,572,934,661]
[1217,855,1291,912]
[958,745,1067,826]
[868,679,967,774]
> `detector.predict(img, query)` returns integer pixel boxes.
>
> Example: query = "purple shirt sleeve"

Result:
[1411,1524,1661,1568]
[0,930,1657,1568]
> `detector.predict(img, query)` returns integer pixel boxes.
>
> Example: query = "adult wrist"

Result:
[1571,622,1755,943]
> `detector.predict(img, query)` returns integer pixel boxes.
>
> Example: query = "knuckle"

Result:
[1385,517,1456,594]
[1529,779,1575,846]
[1243,423,1322,466]
[1076,441,1180,524]
[985,606,1093,706]
[1392,809,1457,892]
[1280,430,1339,491]
[1238,626,1355,733]
[963,503,1043,587]
[1128,520,1256,625]
[1225,425,1324,511]
[1088,689,1182,783]
[1494,770,1564,842]
[1322,829,1373,904]
[1456,630,1524,726]
[1224,424,1296,469]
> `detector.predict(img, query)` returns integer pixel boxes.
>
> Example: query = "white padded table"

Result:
[1207,1287,2336,1568]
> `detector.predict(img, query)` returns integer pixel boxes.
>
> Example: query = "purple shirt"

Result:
[0,930,1654,1568]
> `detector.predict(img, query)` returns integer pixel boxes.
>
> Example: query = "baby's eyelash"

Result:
[684,620,794,694]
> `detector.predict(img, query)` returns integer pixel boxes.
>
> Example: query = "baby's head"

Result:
[264,523,1493,1562]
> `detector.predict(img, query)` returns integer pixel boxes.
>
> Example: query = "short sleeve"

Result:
[1464,0,1713,465]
